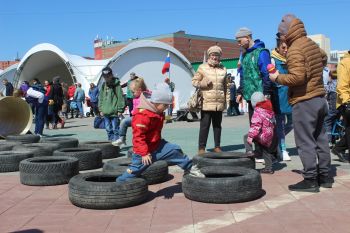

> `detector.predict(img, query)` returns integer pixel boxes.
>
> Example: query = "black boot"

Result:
[318,176,334,188]
[288,179,319,193]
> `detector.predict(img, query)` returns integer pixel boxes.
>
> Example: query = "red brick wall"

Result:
[0,61,19,70]
[96,35,240,63]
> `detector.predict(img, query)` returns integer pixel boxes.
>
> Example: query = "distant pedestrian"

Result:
[164,77,175,121]
[98,67,125,144]
[2,78,14,96]
[227,74,241,116]
[48,76,64,129]
[88,83,100,117]
[121,72,138,115]
[74,83,86,118]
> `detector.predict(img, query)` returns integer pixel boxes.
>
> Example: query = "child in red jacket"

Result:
[117,83,203,182]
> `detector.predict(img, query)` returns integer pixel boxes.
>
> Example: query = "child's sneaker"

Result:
[112,137,126,147]
[282,150,291,161]
[187,164,205,178]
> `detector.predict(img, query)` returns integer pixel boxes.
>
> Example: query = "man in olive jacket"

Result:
[269,14,331,192]
[99,67,125,144]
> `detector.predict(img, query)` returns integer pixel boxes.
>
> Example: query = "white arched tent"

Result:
[15,43,109,92]
[97,40,195,111]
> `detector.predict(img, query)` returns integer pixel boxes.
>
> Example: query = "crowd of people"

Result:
[2,13,349,193]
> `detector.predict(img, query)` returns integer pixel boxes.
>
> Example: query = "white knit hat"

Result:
[235,27,252,38]
[150,83,173,104]
[251,92,265,108]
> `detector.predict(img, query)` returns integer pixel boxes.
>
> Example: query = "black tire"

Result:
[80,141,121,159]
[69,171,148,209]
[0,141,20,151]
[19,156,79,186]
[193,152,255,169]
[12,143,59,157]
[6,135,40,144]
[41,137,79,149]
[0,151,34,172]
[182,166,263,203]
[53,148,102,171]
[103,158,169,185]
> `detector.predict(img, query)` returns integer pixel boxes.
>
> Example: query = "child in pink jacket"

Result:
[244,92,277,174]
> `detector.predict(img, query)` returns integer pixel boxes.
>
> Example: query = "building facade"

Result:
[94,31,240,62]
[0,60,19,70]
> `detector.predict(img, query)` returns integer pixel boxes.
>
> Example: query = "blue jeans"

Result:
[34,103,47,135]
[119,116,132,137]
[76,101,84,117]
[276,113,293,151]
[117,139,192,182]
[104,116,120,141]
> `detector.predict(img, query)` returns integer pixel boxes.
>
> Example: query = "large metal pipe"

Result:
[0,97,33,138]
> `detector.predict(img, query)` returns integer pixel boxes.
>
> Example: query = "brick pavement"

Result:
[0,115,349,232]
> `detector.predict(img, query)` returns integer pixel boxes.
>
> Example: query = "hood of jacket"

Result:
[246,39,266,53]
[137,92,159,114]
[255,99,274,112]
[285,18,307,46]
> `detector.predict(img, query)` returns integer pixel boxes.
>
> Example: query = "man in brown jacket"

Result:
[269,14,331,192]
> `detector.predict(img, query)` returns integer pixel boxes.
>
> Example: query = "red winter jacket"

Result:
[132,93,164,156]
[68,86,76,99]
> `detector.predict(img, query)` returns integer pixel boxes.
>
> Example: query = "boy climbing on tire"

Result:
[117,83,203,182]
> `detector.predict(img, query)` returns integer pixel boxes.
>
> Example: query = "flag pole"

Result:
[167,52,170,81]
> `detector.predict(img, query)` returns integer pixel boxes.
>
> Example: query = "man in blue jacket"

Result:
[88,83,100,117]
[235,27,274,160]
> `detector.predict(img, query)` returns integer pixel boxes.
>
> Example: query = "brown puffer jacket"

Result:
[277,18,326,105]
[192,63,227,111]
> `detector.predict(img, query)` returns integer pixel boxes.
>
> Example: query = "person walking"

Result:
[269,14,331,192]
[164,77,175,122]
[74,83,86,118]
[192,45,227,154]
[88,83,100,117]
[98,67,125,144]
[331,51,350,162]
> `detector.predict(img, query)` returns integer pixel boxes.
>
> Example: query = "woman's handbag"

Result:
[187,88,203,112]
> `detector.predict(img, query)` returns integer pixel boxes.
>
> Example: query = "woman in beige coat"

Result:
[192,45,227,154]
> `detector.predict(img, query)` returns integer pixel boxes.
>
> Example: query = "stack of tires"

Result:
[182,152,264,203]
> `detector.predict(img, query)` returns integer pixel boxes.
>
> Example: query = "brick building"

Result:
[0,60,19,70]
[94,31,240,62]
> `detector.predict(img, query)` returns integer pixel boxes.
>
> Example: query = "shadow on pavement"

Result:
[12,229,43,233]
[62,125,88,129]
[44,134,76,137]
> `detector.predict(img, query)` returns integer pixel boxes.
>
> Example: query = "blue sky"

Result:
[1,0,349,60]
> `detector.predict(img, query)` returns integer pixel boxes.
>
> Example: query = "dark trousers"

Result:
[34,104,46,135]
[324,92,339,142]
[293,97,330,179]
[227,100,240,116]
[90,102,99,116]
[244,134,275,170]
[199,111,222,149]
[333,104,350,153]
[127,98,133,116]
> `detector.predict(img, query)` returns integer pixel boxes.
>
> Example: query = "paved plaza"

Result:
[0,114,350,233]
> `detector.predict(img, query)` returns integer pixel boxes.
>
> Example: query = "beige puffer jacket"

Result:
[192,63,227,111]
[277,18,326,105]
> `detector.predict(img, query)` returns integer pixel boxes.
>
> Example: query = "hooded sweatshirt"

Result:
[248,100,275,147]
[238,40,272,99]
[132,93,165,156]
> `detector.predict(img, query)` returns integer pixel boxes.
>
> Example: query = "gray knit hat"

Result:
[251,92,265,108]
[150,83,173,104]
[235,27,252,38]
[278,14,297,36]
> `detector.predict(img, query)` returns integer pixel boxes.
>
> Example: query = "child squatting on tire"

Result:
[117,83,203,182]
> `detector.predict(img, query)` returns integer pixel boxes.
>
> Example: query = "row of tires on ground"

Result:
[0,135,264,209]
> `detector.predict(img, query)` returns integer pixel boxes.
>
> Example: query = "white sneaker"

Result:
[188,164,205,178]
[282,150,291,161]
[255,158,265,163]
[112,137,126,147]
